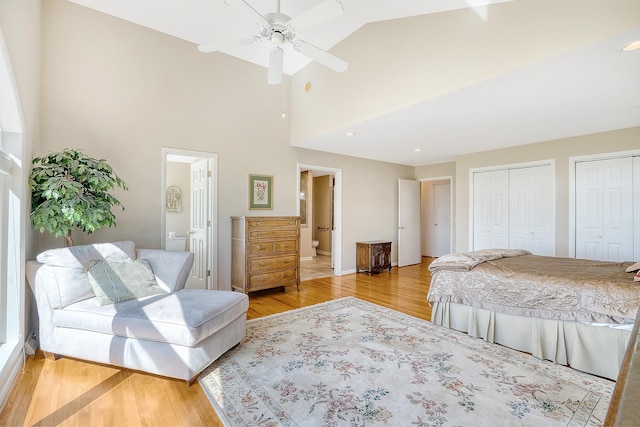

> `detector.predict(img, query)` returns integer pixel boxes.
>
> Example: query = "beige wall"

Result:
[290,1,640,146]
[36,1,415,286]
[296,149,414,269]
[416,127,640,256]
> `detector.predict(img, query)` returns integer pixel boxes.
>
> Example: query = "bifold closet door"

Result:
[575,157,634,262]
[509,165,554,256]
[472,170,509,251]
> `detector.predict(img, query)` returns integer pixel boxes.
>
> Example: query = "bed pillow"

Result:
[626,261,640,273]
[636,270,640,282]
[87,259,166,305]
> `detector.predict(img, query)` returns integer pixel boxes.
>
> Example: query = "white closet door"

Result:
[576,157,633,261]
[473,170,508,250]
[509,165,554,255]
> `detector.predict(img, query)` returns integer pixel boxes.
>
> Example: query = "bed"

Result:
[427,249,640,380]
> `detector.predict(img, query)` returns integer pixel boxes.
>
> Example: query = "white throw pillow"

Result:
[87,259,165,305]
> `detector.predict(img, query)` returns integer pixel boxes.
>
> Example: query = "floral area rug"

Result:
[199,297,613,426]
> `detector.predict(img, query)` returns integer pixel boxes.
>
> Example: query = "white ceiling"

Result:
[68,0,640,166]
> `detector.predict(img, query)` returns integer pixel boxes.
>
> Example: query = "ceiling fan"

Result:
[198,0,349,84]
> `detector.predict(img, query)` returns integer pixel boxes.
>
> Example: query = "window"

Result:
[0,26,26,407]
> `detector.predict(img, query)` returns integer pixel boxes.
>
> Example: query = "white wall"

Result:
[0,0,41,411]
[290,1,640,146]
[36,1,415,287]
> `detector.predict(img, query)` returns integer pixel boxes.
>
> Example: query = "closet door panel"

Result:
[576,161,604,260]
[508,165,554,255]
[602,157,633,261]
[509,169,530,251]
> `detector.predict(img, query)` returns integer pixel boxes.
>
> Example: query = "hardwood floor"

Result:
[0,258,434,427]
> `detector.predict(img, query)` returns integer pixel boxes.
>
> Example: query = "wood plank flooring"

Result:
[0,258,434,427]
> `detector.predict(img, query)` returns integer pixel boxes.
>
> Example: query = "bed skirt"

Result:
[431,302,632,381]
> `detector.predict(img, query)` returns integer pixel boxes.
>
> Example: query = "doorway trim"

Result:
[418,176,454,256]
[161,147,219,290]
[297,163,343,276]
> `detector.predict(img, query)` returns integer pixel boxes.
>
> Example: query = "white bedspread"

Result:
[428,252,638,324]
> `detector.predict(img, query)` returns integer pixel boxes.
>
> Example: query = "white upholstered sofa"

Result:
[25,240,248,383]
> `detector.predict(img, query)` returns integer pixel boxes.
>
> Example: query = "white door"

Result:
[432,182,451,257]
[473,170,509,250]
[398,179,422,266]
[188,159,209,289]
[508,165,554,255]
[576,157,633,261]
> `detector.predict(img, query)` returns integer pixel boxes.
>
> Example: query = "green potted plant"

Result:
[29,148,128,247]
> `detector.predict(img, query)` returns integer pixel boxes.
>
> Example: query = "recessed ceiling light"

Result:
[414,148,422,152]
[622,40,640,52]
[346,131,356,137]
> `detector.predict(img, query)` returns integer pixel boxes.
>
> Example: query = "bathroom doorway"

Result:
[161,148,218,290]
[297,164,342,280]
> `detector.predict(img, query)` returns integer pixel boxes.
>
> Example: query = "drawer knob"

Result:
[256,245,264,250]
[256,232,261,236]
[259,261,266,266]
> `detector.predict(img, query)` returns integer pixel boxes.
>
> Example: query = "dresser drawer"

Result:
[249,228,299,239]
[275,239,298,253]
[249,269,297,288]
[247,218,299,229]
[250,255,297,273]
[249,241,275,256]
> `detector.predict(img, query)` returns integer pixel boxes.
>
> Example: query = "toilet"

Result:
[166,236,187,251]
[311,240,320,257]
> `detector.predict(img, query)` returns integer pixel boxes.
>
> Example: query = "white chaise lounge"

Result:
[26,240,248,384]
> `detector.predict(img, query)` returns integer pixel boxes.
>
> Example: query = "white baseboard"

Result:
[0,341,24,414]
[300,256,314,262]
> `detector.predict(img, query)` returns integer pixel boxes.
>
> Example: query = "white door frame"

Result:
[568,148,640,258]
[297,163,342,276]
[161,147,219,290]
[419,176,454,256]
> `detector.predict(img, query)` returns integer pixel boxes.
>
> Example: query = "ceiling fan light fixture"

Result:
[198,0,348,84]
[268,47,284,85]
[621,40,640,52]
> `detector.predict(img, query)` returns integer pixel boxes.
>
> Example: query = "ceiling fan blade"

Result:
[293,40,348,73]
[268,47,284,85]
[197,37,258,53]
[288,0,344,33]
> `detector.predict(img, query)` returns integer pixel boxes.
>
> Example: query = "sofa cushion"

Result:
[87,260,166,305]
[36,241,137,308]
[53,289,249,347]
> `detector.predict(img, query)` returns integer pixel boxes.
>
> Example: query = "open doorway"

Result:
[161,148,218,290]
[297,164,342,280]
[420,177,453,258]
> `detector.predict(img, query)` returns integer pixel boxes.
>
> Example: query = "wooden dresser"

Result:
[356,240,392,275]
[231,216,300,293]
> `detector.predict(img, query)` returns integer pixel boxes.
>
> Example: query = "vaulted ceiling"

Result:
[68,0,640,165]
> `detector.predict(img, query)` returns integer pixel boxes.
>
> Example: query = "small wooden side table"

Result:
[356,241,392,275]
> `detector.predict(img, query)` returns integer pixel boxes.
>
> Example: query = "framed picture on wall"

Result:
[249,174,273,210]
